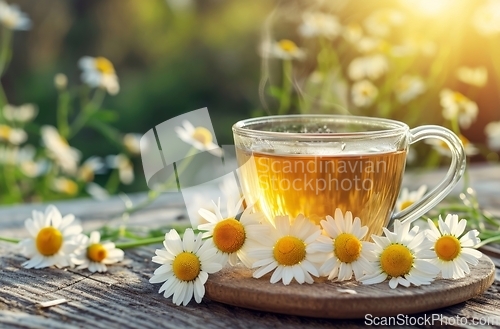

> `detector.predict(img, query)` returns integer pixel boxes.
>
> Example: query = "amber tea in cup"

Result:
[233,115,466,238]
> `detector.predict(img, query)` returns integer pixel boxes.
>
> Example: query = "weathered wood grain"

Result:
[0,165,499,329]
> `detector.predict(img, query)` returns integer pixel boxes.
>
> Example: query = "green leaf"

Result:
[267,86,282,99]
[89,110,119,123]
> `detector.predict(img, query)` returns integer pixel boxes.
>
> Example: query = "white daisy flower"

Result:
[472,1,500,36]
[249,215,324,285]
[363,9,404,37]
[351,79,378,108]
[440,89,478,129]
[313,209,377,281]
[77,156,105,182]
[106,154,134,185]
[18,205,82,269]
[41,125,81,175]
[395,185,427,213]
[0,1,31,30]
[456,66,488,88]
[360,220,439,289]
[174,120,223,157]
[425,215,482,279]
[298,12,342,39]
[51,177,79,196]
[198,198,267,268]
[73,231,124,273]
[485,121,500,151]
[394,75,426,104]
[149,229,224,306]
[78,56,120,95]
[123,133,142,155]
[348,55,388,81]
[426,134,479,157]
[3,104,38,123]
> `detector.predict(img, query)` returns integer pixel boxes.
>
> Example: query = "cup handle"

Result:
[390,125,467,226]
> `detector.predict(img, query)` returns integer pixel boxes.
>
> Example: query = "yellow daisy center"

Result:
[36,227,63,256]
[278,39,298,53]
[95,57,115,74]
[380,244,413,277]
[172,252,201,282]
[191,127,213,146]
[334,233,362,263]
[0,125,11,139]
[87,243,108,262]
[400,200,414,211]
[212,218,246,254]
[434,235,461,261]
[273,236,306,266]
[453,91,467,104]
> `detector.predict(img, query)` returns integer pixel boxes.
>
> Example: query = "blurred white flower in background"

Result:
[106,154,134,185]
[86,182,110,201]
[3,104,38,123]
[299,12,342,39]
[351,80,378,108]
[0,1,31,30]
[78,56,120,95]
[78,157,106,182]
[426,134,479,157]
[16,145,48,178]
[123,133,142,156]
[54,73,68,90]
[472,0,500,36]
[51,177,79,196]
[264,39,306,61]
[456,66,488,88]
[363,9,404,37]
[394,75,426,104]
[348,55,388,81]
[41,125,81,175]
[342,22,363,43]
[440,89,478,129]
[485,121,500,151]
[0,124,27,145]
[165,0,194,12]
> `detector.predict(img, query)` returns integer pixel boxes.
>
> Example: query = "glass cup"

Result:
[232,115,466,238]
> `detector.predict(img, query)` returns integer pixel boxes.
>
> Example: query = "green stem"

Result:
[0,27,12,78]
[105,169,121,195]
[115,236,165,250]
[3,162,22,201]
[56,91,72,138]
[278,59,292,115]
[0,236,20,243]
[475,235,500,248]
[69,87,106,139]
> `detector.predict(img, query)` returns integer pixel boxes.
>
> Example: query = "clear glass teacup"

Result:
[233,115,466,238]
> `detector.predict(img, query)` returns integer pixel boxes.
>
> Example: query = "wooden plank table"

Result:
[1,165,500,328]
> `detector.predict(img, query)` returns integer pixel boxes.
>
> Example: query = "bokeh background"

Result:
[1,0,500,205]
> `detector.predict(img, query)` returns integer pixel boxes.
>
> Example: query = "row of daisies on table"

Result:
[10,189,481,307]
